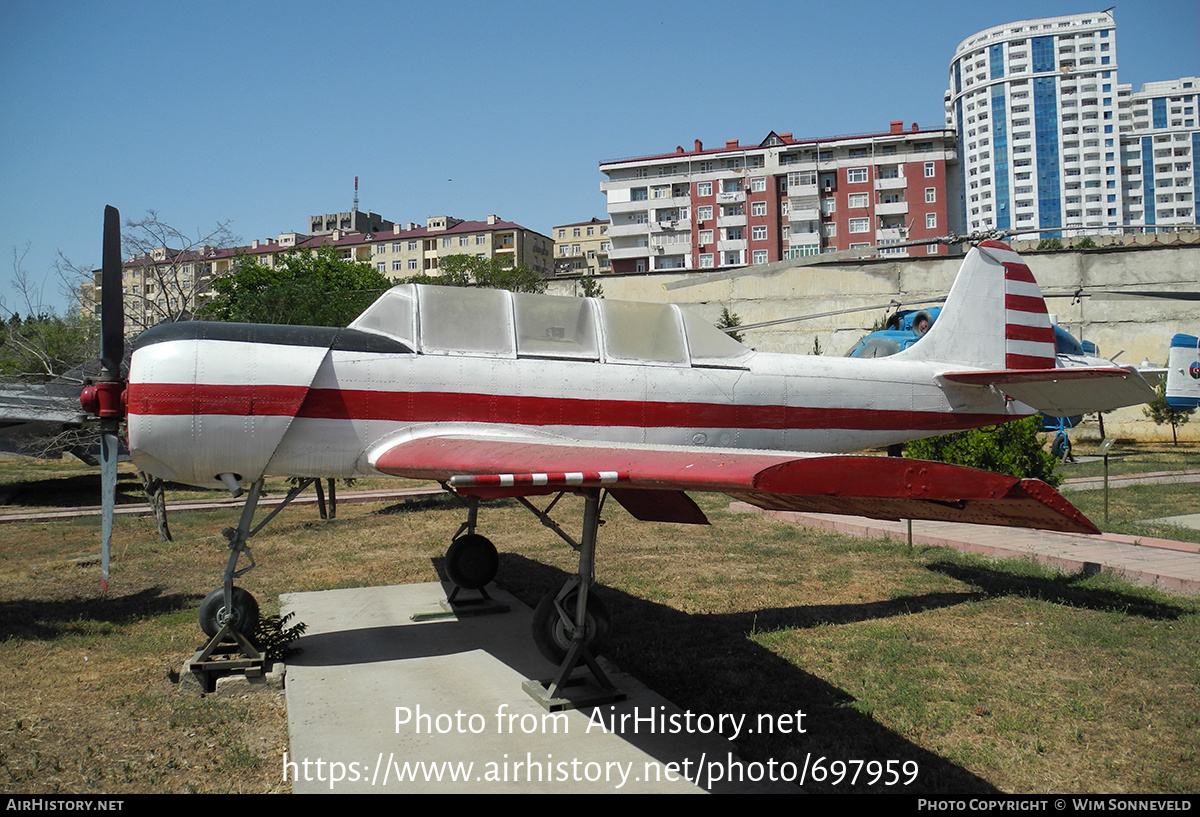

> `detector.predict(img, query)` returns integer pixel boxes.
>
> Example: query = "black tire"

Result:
[1051,433,1070,462]
[445,534,499,590]
[199,587,260,639]
[531,588,611,665]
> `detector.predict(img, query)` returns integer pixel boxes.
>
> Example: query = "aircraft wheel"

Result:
[445,534,499,590]
[198,587,260,639]
[1051,434,1070,462]
[531,588,610,665]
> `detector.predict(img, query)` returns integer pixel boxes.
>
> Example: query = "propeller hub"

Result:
[81,381,126,420]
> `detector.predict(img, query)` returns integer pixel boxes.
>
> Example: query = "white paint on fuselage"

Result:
[129,336,1018,489]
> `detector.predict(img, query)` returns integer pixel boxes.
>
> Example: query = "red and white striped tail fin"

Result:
[896,240,1055,371]
[993,243,1057,369]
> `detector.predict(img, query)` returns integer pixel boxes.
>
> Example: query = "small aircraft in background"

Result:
[1166,333,1200,410]
[83,208,1157,704]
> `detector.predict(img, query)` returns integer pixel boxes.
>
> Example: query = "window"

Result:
[926,213,937,229]
[652,186,669,199]
[408,259,418,270]
[848,193,868,208]
[408,241,418,251]
[392,242,403,252]
[377,262,386,272]
[557,229,566,238]
[821,198,836,215]
[392,260,403,271]
[459,236,470,246]
[699,253,714,268]
[698,230,713,245]
[722,179,742,193]
[573,228,581,237]
[725,228,743,241]
[477,235,487,245]
[586,227,594,236]
[751,201,767,216]
[849,218,870,233]
[442,237,452,248]
[753,250,768,264]
[697,205,713,221]
[752,226,767,240]
[924,162,936,177]
[631,187,648,201]
[374,244,387,255]
[697,182,712,196]
[925,187,936,203]
[847,167,868,183]
[750,177,766,192]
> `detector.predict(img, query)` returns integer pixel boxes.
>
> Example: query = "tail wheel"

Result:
[199,587,260,639]
[531,588,610,665]
[445,534,499,590]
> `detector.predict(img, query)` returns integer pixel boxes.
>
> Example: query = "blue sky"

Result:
[2,1,1196,313]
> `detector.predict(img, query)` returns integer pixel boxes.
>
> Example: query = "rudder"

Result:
[895,240,1055,371]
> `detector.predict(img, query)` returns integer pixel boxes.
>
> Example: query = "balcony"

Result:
[606,222,651,238]
[607,246,650,260]
[875,176,906,191]
[607,199,653,214]
[716,190,746,204]
[716,214,747,229]
[876,201,909,216]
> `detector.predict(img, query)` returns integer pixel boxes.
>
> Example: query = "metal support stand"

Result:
[189,477,314,686]
[523,489,624,711]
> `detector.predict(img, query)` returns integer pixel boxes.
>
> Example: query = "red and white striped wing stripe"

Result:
[448,470,627,489]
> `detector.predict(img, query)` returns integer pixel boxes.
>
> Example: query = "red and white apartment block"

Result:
[599,122,961,274]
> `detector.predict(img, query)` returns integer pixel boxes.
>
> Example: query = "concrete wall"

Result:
[548,242,1200,442]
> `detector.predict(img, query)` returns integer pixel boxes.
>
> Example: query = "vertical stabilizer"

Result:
[1166,334,1200,409]
[895,241,1055,371]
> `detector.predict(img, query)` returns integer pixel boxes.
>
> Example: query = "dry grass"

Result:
[0,461,1196,794]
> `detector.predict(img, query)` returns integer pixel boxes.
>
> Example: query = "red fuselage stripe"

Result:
[126,383,1013,431]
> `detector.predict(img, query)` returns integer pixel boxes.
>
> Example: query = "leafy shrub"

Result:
[904,416,1062,488]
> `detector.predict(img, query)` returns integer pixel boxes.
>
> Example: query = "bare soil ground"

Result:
[0,456,1196,794]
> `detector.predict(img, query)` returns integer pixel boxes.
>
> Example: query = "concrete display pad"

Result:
[283,582,796,793]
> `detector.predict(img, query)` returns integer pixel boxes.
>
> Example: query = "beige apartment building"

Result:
[551,217,611,275]
[85,212,553,331]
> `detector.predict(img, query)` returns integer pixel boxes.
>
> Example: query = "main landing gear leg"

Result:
[521,488,624,711]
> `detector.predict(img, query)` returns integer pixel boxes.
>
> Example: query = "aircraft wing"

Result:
[938,366,1156,416]
[370,435,1098,534]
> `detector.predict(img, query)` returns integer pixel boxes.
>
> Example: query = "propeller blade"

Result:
[100,430,117,593]
[100,205,123,377]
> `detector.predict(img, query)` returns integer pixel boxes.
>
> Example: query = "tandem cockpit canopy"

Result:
[349,284,754,369]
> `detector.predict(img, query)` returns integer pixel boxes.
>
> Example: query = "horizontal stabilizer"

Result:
[939,366,1156,416]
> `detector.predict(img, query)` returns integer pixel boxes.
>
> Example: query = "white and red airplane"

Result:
[84,208,1155,701]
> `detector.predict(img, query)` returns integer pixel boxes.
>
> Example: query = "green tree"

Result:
[1143,379,1195,447]
[0,311,98,382]
[716,307,744,342]
[198,245,392,326]
[403,254,547,294]
[578,274,604,298]
[904,416,1062,488]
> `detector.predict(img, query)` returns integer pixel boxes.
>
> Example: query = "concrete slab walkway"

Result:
[729,505,1199,596]
[281,582,797,794]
